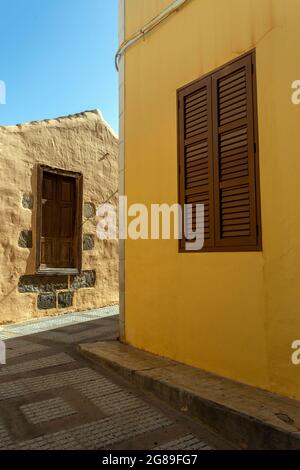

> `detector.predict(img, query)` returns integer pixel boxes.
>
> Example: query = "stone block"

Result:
[70,271,96,290]
[37,293,56,310]
[58,291,74,309]
[22,194,33,210]
[83,203,96,219]
[83,234,95,251]
[18,275,68,293]
[18,230,32,249]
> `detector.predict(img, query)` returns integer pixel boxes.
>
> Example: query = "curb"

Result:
[78,341,300,450]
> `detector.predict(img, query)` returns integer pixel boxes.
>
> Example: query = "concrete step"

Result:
[78,340,300,450]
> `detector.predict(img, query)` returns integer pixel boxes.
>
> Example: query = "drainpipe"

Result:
[115,0,191,70]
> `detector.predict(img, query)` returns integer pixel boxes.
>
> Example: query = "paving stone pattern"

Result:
[0,305,216,450]
[155,434,212,450]
[0,419,14,448]
[21,398,77,424]
[0,353,74,376]
[6,340,49,359]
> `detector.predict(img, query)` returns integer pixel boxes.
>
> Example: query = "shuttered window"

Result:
[178,51,261,252]
[178,77,214,248]
[36,166,83,274]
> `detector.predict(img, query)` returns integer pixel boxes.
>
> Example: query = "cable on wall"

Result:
[115,0,191,70]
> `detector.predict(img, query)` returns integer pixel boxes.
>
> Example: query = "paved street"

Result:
[0,306,230,450]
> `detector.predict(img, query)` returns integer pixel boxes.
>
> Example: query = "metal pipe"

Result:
[115,0,191,70]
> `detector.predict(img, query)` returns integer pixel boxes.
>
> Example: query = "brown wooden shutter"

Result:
[178,77,214,249]
[41,173,76,268]
[36,164,84,273]
[41,172,57,266]
[56,176,76,267]
[212,53,260,248]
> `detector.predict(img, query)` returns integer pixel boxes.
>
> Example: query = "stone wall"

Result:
[0,110,119,324]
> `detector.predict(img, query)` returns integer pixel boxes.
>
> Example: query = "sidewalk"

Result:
[0,308,228,450]
[0,305,119,340]
[79,340,300,450]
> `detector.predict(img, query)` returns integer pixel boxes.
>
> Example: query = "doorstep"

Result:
[78,340,300,450]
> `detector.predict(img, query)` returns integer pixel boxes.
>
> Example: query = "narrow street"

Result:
[0,306,232,450]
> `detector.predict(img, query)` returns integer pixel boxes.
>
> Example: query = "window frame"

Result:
[35,164,83,275]
[177,50,262,253]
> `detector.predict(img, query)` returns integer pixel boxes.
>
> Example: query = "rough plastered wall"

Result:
[0,110,119,324]
[123,0,300,400]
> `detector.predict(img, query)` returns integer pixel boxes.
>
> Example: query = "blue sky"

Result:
[0,0,119,133]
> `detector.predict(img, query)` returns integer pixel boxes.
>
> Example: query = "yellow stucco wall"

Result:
[123,0,300,399]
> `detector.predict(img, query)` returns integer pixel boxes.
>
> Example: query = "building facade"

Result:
[0,110,119,324]
[120,0,300,400]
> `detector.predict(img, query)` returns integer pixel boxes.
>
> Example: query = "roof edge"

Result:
[0,109,118,139]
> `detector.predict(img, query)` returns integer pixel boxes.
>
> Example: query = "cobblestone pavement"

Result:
[0,306,231,450]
